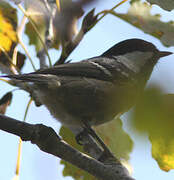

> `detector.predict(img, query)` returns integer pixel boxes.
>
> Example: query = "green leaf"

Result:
[132,86,174,171]
[95,118,133,160]
[147,0,174,11]
[24,0,50,52]
[111,0,174,47]
[60,118,133,179]
[25,21,46,52]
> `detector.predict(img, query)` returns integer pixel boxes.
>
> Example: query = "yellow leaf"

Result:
[151,137,174,171]
[0,2,17,53]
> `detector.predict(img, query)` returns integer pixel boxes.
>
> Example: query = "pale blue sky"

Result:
[0,1,174,180]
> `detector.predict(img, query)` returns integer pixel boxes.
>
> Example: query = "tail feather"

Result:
[2,74,55,83]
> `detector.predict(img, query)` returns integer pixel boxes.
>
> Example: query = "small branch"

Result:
[0,114,135,180]
[37,49,49,69]
[54,8,97,65]
[54,29,84,65]
[95,0,129,24]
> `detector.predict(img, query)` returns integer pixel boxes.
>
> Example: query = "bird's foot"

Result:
[81,120,116,162]
[75,128,89,145]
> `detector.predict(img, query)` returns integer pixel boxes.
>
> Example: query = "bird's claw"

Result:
[75,129,88,145]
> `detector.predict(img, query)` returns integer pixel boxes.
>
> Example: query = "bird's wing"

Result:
[2,56,113,82]
[3,56,132,84]
[32,57,113,81]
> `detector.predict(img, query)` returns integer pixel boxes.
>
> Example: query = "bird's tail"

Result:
[2,74,56,83]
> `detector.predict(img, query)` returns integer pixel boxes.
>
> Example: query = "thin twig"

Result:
[92,0,129,30]
[17,4,52,67]
[15,138,22,175]
[15,98,33,177]
[0,78,9,83]
[23,98,33,122]
[18,39,37,71]
[56,0,61,12]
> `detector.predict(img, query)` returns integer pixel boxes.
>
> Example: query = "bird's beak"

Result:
[158,51,173,57]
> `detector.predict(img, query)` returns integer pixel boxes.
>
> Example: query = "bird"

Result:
[3,39,172,147]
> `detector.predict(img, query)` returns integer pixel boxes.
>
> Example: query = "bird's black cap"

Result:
[102,38,172,57]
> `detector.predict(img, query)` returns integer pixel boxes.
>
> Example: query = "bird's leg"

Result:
[81,120,116,162]
[75,128,104,160]
[75,128,89,145]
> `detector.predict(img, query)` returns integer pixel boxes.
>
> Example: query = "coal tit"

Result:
[4,39,172,135]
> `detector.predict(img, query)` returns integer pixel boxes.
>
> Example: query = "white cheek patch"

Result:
[115,51,153,73]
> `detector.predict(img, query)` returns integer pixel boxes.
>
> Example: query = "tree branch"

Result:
[0,114,135,180]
